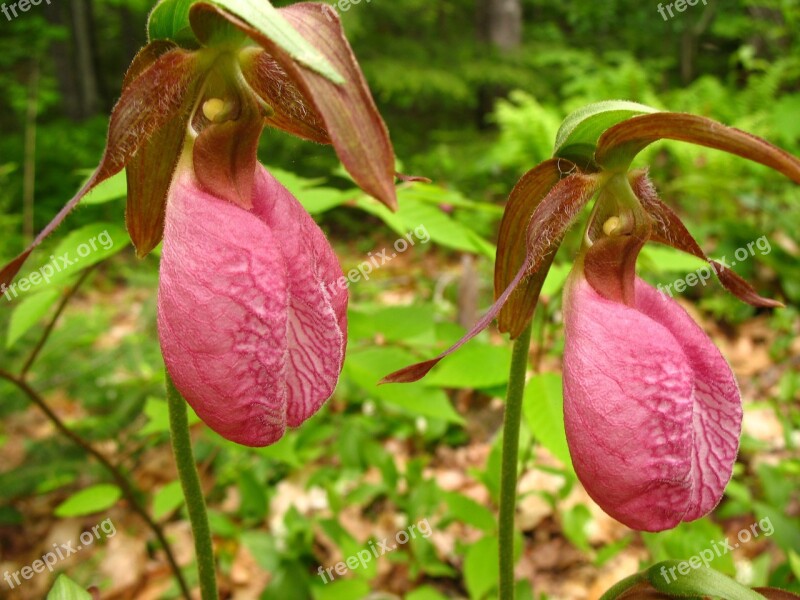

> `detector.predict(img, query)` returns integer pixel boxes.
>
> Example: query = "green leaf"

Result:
[522,373,573,470]
[349,305,437,346]
[540,262,571,297]
[207,0,342,82]
[139,396,201,436]
[46,574,93,600]
[80,170,127,205]
[237,469,268,522]
[240,531,280,571]
[147,0,197,45]
[406,586,450,600]
[13,223,129,297]
[464,536,499,600]
[562,503,592,552]
[443,491,496,533]
[6,289,60,348]
[554,100,660,166]
[647,561,764,599]
[788,550,800,582]
[344,348,464,424]
[641,519,734,576]
[54,484,122,517]
[392,195,495,258]
[424,342,512,390]
[152,480,184,520]
[312,578,371,600]
[639,245,709,274]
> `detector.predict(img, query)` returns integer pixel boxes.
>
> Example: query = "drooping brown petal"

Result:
[612,581,667,600]
[126,80,201,257]
[122,39,178,88]
[495,158,575,338]
[192,2,397,209]
[753,589,800,599]
[192,85,264,209]
[396,172,431,184]
[382,172,600,384]
[241,49,331,144]
[631,171,783,308]
[595,113,800,184]
[0,48,200,289]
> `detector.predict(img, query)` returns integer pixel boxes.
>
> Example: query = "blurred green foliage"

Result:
[1,0,799,598]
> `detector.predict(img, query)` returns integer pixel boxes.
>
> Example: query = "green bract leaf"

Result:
[46,575,93,600]
[554,100,660,167]
[235,2,397,207]
[54,484,122,517]
[647,561,764,599]
[191,0,343,83]
[148,0,198,46]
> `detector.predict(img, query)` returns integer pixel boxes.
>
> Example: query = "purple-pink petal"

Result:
[562,272,741,531]
[158,164,346,447]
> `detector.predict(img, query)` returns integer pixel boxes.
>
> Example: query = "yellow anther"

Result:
[202,98,227,122]
[602,216,621,236]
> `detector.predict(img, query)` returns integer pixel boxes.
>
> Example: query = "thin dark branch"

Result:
[0,368,191,598]
[21,265,97,378]
[0,377,191,597]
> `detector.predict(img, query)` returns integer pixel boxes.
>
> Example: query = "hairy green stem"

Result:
[498,322,533,600]
[166,374,218,600]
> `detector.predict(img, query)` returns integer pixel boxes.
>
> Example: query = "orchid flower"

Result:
[0,0,398,447]
[383,101,800,531]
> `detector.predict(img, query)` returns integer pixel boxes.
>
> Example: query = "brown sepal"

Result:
[382,170,600,384]
[241,48,331,144]
[495,158,576,337]
[753,588,800,599]
[631,171,783,308]
[595,112,800,184]
[1,47,200,290]
[196,1,398,209]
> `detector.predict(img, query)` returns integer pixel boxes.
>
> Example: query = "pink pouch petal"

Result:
[158,163,346,447]
[563,272,741,531]
[158,169,290,446]
[250,166,347,427]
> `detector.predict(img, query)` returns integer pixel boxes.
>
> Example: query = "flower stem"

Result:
[166,374,218,600]
[498,322,532,600]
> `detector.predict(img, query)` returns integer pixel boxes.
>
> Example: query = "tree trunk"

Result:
[680,0,717,85]
[70,0,100,117]
[475,0,522,128]
[477,0,522,50]
[43,0,81,119]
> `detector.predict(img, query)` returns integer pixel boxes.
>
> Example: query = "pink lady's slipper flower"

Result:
[384,102,800,530]
[1,0,400,446]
